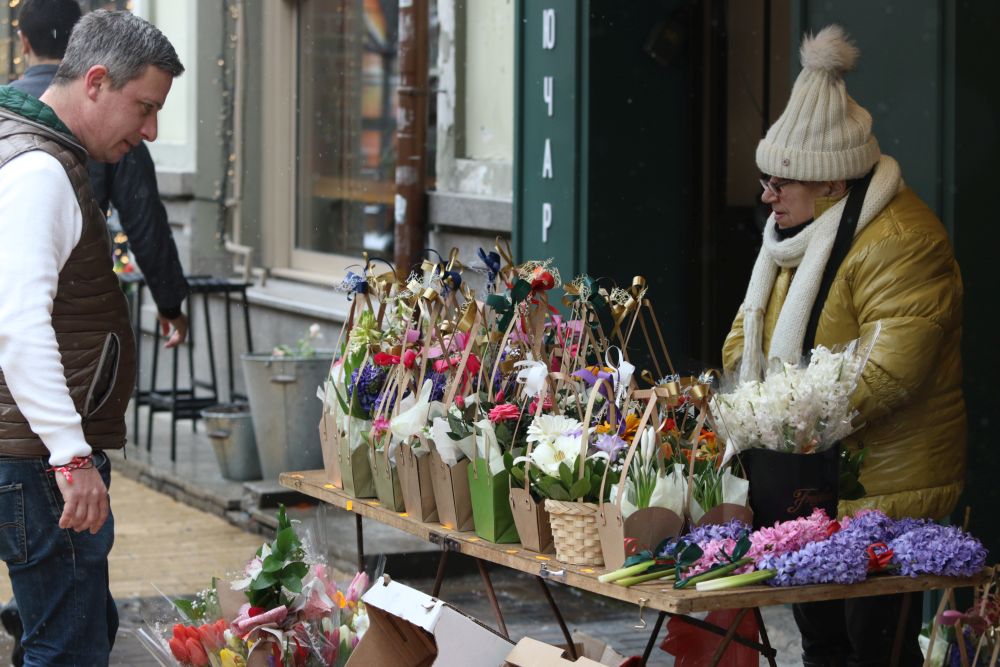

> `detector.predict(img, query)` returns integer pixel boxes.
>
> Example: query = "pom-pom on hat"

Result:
[756,25,880,182]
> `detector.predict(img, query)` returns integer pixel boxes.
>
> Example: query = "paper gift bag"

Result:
[741,445,840,529]
[428,450,474,531]
[468,458,519,544]
[338,420,375,498]
[509,484,554,554]
[598,390,685,570]
[396,442,438,523]
[319,411,342,488]
[697,503,754,527]
[370,446,406,512]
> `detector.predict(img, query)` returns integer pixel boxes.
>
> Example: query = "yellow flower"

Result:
[220,649,246,667]
[337,591,347,609]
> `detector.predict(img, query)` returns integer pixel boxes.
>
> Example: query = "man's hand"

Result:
[159,312,188,349]
[54,466,109,534]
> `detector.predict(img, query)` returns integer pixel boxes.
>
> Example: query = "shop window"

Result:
[296,0,402,260]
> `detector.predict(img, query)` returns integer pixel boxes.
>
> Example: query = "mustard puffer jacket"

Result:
[722,188,965,521]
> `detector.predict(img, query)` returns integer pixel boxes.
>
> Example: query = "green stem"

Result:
[597,560,655,584]
[617,570,676,587]
[675,557,753,589]
[695,569,776,591]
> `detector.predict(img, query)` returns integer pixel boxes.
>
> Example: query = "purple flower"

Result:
[683,519,750,545]
[348,364,388,417]
[889,525,987,578]
[428,371,448,403]
[592,433,627,460]
[759,511,898,587]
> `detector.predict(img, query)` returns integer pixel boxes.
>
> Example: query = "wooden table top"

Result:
[280,469,988,615]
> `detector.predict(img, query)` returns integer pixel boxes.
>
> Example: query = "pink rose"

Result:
[488,403,520,423]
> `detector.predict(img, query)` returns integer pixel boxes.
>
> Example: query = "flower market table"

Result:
[280,470,988,666]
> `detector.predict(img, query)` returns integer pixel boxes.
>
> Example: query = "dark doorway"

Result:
[688,0,792,368]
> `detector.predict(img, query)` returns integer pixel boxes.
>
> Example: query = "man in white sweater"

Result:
[0,10,182,665]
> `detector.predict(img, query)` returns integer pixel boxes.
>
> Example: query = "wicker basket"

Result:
[545,499,604,566]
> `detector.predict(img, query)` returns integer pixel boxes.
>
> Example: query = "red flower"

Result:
[197,621,224,652]
[661,418,677,432]
[528,396,553,415]
[488,403,520,422]
[168,637,190,663]
[184,637,209,667]
[466,354,481,375]
[374,352,398,366]
[455,394,465,408]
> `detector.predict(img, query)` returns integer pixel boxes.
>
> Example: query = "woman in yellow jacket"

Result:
[722,26,964,667]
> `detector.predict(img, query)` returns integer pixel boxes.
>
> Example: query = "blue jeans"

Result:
[0,451,116,666]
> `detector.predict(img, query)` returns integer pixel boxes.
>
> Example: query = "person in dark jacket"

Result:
[8,0,189,347]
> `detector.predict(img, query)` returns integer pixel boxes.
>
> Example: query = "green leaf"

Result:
[545,483,572,502]
[510,466,525,485]
[250,571,276,590]
[558,462,573,488]
[568,477,591,500]
[275,526,297,555]
[282,576,304,594]
[283,561,309,579]
[171,598,200,624]
[262,555,284,573]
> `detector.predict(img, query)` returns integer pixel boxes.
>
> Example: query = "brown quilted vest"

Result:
[0,109,136,457]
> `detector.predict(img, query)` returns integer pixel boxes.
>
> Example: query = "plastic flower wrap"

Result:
[138,506,372,667]
[713,330,879,463]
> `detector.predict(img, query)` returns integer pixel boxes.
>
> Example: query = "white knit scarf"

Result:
[738,155,902,382]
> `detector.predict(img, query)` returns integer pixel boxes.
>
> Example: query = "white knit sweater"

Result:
[0,151,91,465]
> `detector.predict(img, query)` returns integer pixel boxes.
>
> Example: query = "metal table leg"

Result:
[355,513,365,573]
[535,576,577,660]
[641,611,667,665]
[709,608,750,666]
[476,559,509,639]
[754,607,778,667]
[432,551,449,598]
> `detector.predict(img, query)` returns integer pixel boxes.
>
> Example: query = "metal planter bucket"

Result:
[201,403,261,481]
[241,351,334,479]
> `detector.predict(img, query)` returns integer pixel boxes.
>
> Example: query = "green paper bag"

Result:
[338,430,375,498]
[467,458,519,543]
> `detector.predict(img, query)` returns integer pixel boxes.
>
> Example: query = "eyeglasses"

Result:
[759,175,798,197]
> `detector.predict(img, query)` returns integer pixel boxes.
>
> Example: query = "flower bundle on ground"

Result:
[142,506,371,667]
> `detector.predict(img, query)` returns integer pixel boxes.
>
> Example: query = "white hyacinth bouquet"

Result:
[713,325,879,465]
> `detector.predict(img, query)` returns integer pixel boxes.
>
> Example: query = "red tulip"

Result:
[185,638,209,667]
[168,636,190,663]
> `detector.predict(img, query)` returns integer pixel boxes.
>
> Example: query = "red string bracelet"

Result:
[47,455,94,484]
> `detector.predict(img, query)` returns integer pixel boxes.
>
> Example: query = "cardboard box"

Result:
[347,576,513,667]
[504,637,623,667]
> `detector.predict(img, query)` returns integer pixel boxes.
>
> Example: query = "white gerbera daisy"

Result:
[526,414,583,448]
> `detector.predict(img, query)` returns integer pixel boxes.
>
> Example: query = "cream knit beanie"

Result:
[756,25,880,181]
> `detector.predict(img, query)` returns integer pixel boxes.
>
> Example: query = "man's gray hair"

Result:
[52,10,184,88]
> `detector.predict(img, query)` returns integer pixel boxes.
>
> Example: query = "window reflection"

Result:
[296,0,401,258]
